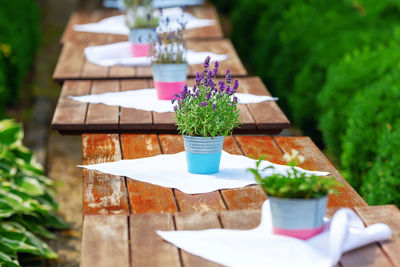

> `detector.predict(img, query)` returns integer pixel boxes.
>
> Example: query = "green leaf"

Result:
[0,120,23,148]
[13,177,45,196]
[0,251,20,267]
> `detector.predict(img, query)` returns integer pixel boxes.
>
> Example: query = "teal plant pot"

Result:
[269,196,328,240]
[129,28,157,57]
[152,63,188,100]
[183,135,224,174]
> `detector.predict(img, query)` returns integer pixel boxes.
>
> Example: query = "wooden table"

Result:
[81,134,366,215]
[53,39,246,82]
[51,77,290,134]
[81,206,400,266]
[61,6,223,44]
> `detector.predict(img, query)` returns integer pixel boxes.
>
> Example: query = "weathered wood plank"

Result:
[53,42,85,81]
[273,137,367,208]
[121,134,177,213]
[82,134,129,214]
[174,212,223,267]
[130,213,181,266]
[220,209,261,230]
[355,205,400,266]
[119,79,153,130]
[85,80,120,131]
[81,215,130,267]
[51,80,90,131]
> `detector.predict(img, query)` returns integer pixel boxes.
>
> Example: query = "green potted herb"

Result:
[152,20,187,100]
[249,150,341,240]
[125,0,159,57]
[173,57,242,174]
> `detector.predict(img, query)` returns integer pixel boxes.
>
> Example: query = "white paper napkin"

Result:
[158,200,392,267]
[74,9,215,35]
[103,0,205,10]
[78,151,328,194]
[69,89,278,113]
[84,41,228,67]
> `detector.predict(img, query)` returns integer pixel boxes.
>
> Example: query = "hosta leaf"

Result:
[37,212,69,230]
[0,199,15,218]
[13,177,45,196]
[0,120,23,148]
[11,215,56,239]
[0,251,20,267]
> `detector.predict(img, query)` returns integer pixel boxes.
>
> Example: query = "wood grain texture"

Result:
[81,215,129,267]
[82,134,129,215]
[220,209,261,230]
[174,212,223,267]
[273,137,367,208]
[53,39,246,81]
[121,134,178,214]
[355,205,400,266]
[130,213,181,266]
[51,80,90,131]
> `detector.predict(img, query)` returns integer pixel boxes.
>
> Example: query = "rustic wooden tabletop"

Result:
[53,39,246,82]
[52,77,290,134]
[81,206,400,267]
[61,5,223,44]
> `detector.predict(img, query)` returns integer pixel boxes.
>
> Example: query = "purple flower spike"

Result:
[233,80,239,91]
[226,85,233,95]
[218,81,225,92]
[174,105,178,112]
[195,72,202,85]
[207,70,212,78]
[212,103,216,110]
[212,61,219,76]
[147,13,151,22]
[171,98,177,104]
[206,92,212,100]
[225,69,232,83]
[203,56,211,69]
[200,101,208,107]
[234,96,238,103]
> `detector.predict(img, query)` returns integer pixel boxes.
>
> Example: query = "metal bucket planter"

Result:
[183,135,224,174]
[152,63,188,100]
[269,196,328,240]
[129,28,156,57]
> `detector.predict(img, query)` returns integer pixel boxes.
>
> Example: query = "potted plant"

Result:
[125,0,159,57]
[173,56,242,174]
[151,20,187,100]
[248,150,341,240]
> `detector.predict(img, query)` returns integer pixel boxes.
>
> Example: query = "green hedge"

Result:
[0,0,40,116]
[214,0,400,205]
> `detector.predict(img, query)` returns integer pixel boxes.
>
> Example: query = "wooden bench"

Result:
[53,39,246,82]
[81,205,400,266]
[81,134,366,215]
[61,6,223,45]
[51,77,290,134]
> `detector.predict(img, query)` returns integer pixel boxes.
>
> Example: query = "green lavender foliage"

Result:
[0,0,40,116]
[249,158,340,199]
[0,120,68,266]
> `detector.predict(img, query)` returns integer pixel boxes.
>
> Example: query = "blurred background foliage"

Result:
[213,0,400,206]
[0,0,40,117]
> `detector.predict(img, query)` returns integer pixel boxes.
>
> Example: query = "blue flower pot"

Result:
[152,63,188,100]
[129,28,157,44]
[269,196,328,240]
[183,135,224,174]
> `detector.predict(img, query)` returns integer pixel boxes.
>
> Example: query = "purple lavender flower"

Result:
[218,81,225,92]
[171,98,177,104]
[233,97,238,103]
[200,101,208,107]
[233,80,239,91]
[225,69,232,83]
[203,56,211,69]
[195,72,202,85]
[147,13,151,22]
[195,90,199,97]
[174,105,178,112]
[193,85,197,92]
[226,85,233,95]
[212,61,219,76]
[206,92,212,100]
[212,103,216,110]
[207,70,212,78]
[180,84,189,99]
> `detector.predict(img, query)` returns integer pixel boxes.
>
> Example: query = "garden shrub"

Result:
[340,70,400,191]
[0,0,40,116]
[0,119,68,266]
[318,31,400,158]
[360,121,400,205]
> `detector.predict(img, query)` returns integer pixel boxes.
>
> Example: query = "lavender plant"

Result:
[152,16,187,64]
[248,150,342,199]
[173,57,242,137]
[125,0,159,29]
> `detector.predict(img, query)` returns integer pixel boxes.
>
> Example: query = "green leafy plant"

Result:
[248,150,341,199]
[125,0,159,29]
[0,119,68,266]
[152,20,186,64]
[173,57,241,137]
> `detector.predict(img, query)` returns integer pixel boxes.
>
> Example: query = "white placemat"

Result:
[103,0,205,10]
[69,89,278,113]
[84,41,228,67]
[74,8,215,35]
[158,200,392,267]
[78,151,328,194]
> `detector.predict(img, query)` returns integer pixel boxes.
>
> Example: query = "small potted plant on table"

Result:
[125,0,159,57]
[173,57,242,174]
[152,20,187,100]
[249,150,341,240]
